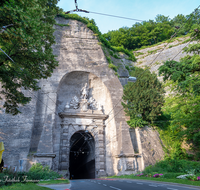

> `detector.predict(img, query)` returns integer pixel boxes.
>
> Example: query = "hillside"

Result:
[134,35,196,81]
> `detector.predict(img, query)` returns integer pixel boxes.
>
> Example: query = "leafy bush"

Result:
[113,54,120,59]
[162,173,185,179]
[153,174,163,178]
[108,64,118,72]
[144,159,200,173]
[27,163,61,180]
[127,118,148,128]
[0,163,61,186]
[186,175,200,181]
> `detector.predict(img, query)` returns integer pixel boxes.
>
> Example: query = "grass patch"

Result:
[38,179,69,185]
[134,52,144,56]
[108,175,200,186]
[181,38,191,44]
[147,48,162,55]
[0,183,50,190]
[109,63,118,72]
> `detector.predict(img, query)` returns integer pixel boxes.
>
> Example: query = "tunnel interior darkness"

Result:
[69,131,95,179]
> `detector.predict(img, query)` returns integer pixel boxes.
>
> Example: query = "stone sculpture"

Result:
[87,97,97,110]
[64,102,70,111]
[80,83,88,99]
[69,96,79,109]
[64,83,100,111]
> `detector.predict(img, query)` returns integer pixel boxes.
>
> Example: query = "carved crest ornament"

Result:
[64,83,103,112]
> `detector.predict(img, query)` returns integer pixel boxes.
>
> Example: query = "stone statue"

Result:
[64,102,70,111]
[81,83,88,99]
[88,97,97,110]
[98,103,103,112]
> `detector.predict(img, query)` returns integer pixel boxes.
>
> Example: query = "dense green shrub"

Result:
[144,159,200,174]
[0,163,61,187]
[27,163,61,180]
[162,173,185,179]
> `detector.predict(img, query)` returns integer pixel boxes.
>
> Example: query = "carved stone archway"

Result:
[58,110,108,178]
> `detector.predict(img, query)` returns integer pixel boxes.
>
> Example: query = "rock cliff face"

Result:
[0,17,137,177]
[0,17,170,176]
[134,36,195,80]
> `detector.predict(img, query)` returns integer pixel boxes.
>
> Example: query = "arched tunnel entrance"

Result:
[69,131,95,179]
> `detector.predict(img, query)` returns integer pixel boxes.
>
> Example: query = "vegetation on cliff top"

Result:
[103,11,200,50]
[57,13,136,62]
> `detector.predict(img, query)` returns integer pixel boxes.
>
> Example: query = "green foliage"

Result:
[122,67,165,125]
[0,183,49,190]
[161,173,185,179]
[106,56,112,64]
[0,0,61,115]
[113,54,120,59]
[158,33,200,159]
[38,179,70,184]
[127,117,148,128]
[27,163,61,180]
[144,159,200,173]
[125,65,130,70]
[109,50,114,56]
[108,63,118,72]
[0,163,61,187]
[103,10,200,50]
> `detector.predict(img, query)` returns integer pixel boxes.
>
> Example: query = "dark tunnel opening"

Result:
[69,131,95,179]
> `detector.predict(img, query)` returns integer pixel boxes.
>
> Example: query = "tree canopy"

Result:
[103,10,200,50]
[0,0,61,115]
[122,67,165,128]
[158,28,200,160]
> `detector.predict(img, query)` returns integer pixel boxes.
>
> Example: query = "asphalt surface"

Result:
[38,179,200,190]
[70,179,200,190]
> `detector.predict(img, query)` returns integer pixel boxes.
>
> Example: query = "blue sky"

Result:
[57,0,200,34]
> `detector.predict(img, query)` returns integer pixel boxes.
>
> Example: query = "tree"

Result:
[0,0,61,115]
[158,29,200,159]
[122,67,165,128]
[155,14,170,23]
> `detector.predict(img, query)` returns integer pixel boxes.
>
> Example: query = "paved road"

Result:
[69,179,200,190]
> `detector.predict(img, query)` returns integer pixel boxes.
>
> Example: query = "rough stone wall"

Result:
[136,126,164,168]
[0,89,37,171]
[24,17,135,176]
[0,16,167,176]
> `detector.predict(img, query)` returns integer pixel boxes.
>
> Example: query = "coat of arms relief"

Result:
[64,83,103,112]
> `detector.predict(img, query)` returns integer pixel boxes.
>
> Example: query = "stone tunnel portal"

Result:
[69,131,95,179]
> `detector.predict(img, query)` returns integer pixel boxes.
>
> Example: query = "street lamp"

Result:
[128,76,137,82]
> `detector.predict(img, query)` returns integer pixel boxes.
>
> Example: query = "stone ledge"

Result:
[59,112,108,120]
[33,153,56,158]
[116,153,141,158]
